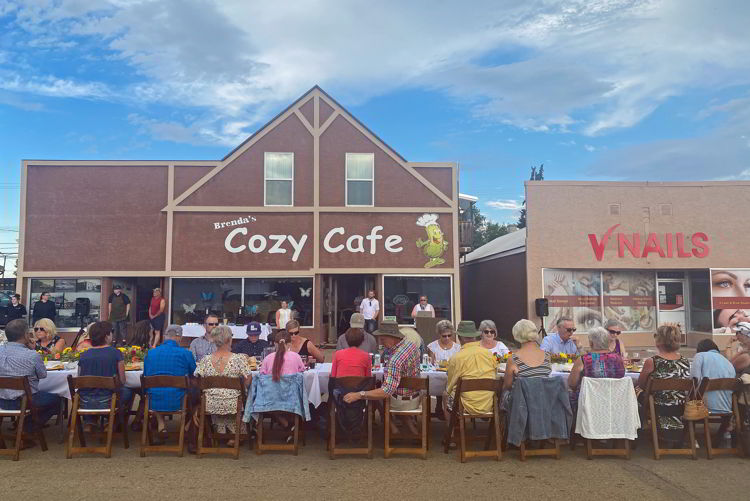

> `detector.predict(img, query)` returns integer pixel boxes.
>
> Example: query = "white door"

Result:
[658,280,687,342]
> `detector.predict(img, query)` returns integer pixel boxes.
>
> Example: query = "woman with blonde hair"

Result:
[637,324,690,446]
[33,318,64,354]
[502,319,551,396]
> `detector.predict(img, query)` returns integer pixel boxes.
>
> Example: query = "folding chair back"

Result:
[696,377,744,459]
[443,377,502,462]
[0,376,47,460]
[384,376,430,459]
[644,377,696,460]
[196,375,249,459]
[66,375,127,458]
[328,376,376,459]
[139,375,190,457]
[253,374,306,456]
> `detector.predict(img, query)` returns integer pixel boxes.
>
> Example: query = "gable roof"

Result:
[463,228,526,265]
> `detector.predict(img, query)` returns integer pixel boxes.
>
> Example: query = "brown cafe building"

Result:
[16,86,461,344]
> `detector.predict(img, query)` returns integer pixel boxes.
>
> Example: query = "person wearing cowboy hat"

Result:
[442,320,497,421]
[343,319,421,434]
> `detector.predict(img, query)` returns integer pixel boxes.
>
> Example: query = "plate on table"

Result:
[125,362,143,371]
[45,363,64,371]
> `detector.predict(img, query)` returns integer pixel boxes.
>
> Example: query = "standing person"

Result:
[108,284,131,347]
[275,300,293,328]
[148,288,166,348]
[427,320,461,363]
[343,320,421,435]
[540,317,580,355]
[31,291,56,324]
[0,320,62,434]
[231,321,269,358]
[189,314,219,362]
[410,295,435,319]
[7,294,27,322]
[359,290,380,334]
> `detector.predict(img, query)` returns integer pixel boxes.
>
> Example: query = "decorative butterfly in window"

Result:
[244,304,258,315]
[288,301,295,309]
[200,292,214,302]
[299,287,311,297]
[264,291,279,298]
[182,304,196,314]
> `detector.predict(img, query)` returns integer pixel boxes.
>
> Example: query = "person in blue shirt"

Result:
[142,324,197,445]
[540,317,580,355]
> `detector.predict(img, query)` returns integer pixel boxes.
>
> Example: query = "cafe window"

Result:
[170,278,242,325]
[28,278,101,329]
[345,153,374,206]
[244,277,314,327]
[383,275,452,325]
[264,152,294,206]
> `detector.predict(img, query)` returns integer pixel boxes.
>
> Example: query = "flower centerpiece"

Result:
[495,351,511,372]
[120,346,147,370]
[550,352,578,372]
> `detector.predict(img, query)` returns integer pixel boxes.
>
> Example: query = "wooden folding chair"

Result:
[254,375,306,456]
[327,376,376,459]
[696,378,744,459]
[442,377,502,462]
[66,375,129,458]
[139,375,190,457]
[196,375,248,459]
[384,376,429,459]
[0,376,48,461]
[644,377,697,460]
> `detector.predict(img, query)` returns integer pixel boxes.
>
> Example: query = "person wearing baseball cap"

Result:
[108,284,131,347]
[336,312,377,353]
[344,319,421,434]
[231,321,268,358]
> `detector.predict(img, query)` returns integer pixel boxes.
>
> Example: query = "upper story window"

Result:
[345,153,374,206]
[264,152,294,206]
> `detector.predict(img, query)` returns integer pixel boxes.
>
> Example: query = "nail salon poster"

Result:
[711,268,750,334]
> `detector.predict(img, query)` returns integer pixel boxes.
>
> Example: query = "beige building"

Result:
[463,180,750,348]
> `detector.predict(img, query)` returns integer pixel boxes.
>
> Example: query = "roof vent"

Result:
[660,204,672,216]
[609,204,620,216]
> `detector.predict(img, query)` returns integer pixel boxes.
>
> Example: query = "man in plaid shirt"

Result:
[344,319,421,434]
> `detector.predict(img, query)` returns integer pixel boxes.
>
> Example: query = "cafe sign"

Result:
[588,224,710,261]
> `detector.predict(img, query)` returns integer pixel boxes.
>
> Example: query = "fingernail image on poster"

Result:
[711,269,750,334]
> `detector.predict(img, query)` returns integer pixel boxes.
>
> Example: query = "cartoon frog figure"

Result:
[416,213,449,268]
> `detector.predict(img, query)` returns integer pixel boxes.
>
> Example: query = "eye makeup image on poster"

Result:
[543,269,603,333]
[711,268,750,334]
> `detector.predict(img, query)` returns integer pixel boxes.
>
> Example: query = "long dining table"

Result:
[39,363,639,405]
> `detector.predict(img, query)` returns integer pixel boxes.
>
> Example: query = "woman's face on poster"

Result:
[716,308,749,329]
[712,270,750,298]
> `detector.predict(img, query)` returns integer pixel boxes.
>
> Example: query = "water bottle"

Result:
[422,353,430,366]
[374,354,381,369]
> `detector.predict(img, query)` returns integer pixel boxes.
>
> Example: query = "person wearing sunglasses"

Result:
[604,319,628,359]
[427,320,460,363]
[410,295,435,319]
[478,319,509,356]
[540,316,580,355]
[189,314,219,362]
[33,318,65,355]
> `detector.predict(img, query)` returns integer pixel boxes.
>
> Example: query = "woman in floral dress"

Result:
[637,324,690,445]
[195,325,251,435]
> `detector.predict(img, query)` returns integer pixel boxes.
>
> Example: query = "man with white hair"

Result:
[540,317,579,355]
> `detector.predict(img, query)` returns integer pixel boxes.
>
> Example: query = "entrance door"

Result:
[322,274,376,341]
[657,280,687,343]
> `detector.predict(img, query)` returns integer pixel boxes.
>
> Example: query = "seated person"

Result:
[478,319,510,356]
[0,319,62,434]
[605,319,628,359]
[568,326,625,412]
[331,328,372,378]
[74,323,95,351]
[427,320,461,364]
[443,320,496,420]
[336,313,378,353]
[502,319,551,409]
[725,322,750,375]
[343,320,421,435]
[258,329,306,432]
[143,324,197,443]
[77,321,134,430]
[195,325,251,439]
[231,321,268,358]
[33,318,65,355]
[287,320,325,363]
[636,324,690,447]
[692,338,736,442]
[540,317,580,355]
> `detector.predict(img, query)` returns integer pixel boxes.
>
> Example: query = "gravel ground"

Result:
[2,416,748,501]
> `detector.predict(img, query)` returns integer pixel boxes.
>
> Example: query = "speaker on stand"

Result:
[535,298,549,338]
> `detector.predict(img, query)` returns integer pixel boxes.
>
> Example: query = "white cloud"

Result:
[1,0,749,147]
[486,199,522,210]
[584,144,596,152]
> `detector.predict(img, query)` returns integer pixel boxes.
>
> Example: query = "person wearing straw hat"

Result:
[443,320,497,420]
[343,319,421,434]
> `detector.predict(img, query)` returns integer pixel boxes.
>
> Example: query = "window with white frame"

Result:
[345,153,374,206]
[264,152,294,206]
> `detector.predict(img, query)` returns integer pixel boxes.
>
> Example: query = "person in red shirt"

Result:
[331,328,372,378]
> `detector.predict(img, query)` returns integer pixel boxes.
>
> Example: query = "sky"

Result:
[1,0,750,275]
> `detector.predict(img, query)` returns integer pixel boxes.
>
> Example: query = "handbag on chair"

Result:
[682,379,709,421]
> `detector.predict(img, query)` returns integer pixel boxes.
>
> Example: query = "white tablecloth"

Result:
[181,323,272,340]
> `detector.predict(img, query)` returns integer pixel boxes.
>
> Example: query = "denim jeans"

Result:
[364,319,378,334]
[80,387,134,424]
[113,319,129,346]
[0,391,62,431]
